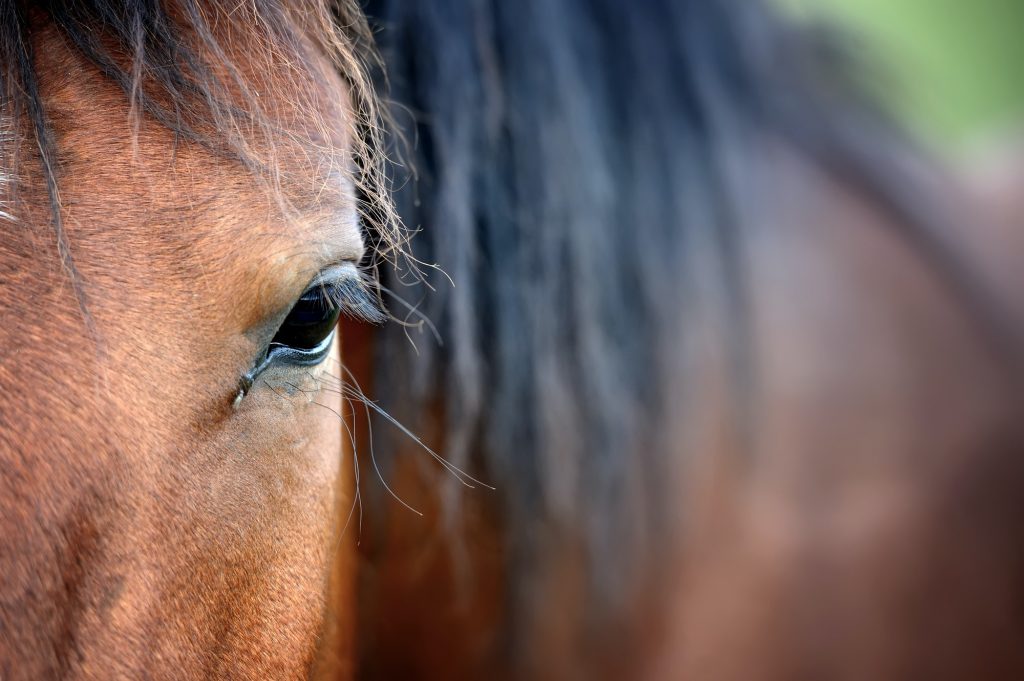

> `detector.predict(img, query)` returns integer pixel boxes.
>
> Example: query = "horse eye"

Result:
[267,284,341,365]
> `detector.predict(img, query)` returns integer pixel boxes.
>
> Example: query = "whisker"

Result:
[265,378,368,540]
[325,391,364,545]
[349,380,422,518]
[313,380,478,490]
[282,378,424,516]
[314,396,365,544]
[336,363,494,490]
[312,370,482,489]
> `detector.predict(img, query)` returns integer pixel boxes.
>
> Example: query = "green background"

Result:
[788,0,1024,151]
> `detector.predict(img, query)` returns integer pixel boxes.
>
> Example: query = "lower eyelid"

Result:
[265,327,337,367]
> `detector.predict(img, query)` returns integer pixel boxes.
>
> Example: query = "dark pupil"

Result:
[272,290,341,351]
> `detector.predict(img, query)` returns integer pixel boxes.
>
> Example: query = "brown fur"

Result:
[0,7,374,678]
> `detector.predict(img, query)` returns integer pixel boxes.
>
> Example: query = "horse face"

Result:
[0,18,359,679]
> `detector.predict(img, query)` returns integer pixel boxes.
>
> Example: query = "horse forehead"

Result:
[10,33,362,335]
[36,25,359,249]
[35,15,355,188]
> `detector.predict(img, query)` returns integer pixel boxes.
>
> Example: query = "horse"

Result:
[2,1,1023,680]
[0,1,395,677]
[352,0,1024,679]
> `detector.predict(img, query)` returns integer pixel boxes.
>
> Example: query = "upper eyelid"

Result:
[306,261,361,289]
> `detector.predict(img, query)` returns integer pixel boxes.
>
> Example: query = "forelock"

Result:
[0,0,404,263]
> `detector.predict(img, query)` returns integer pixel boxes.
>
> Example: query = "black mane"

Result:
[360,0,1017,674]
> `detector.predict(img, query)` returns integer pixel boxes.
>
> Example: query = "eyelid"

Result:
[266,328,338,366]
[307,262,359,290]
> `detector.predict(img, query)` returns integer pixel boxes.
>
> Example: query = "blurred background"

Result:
[793,0,1024,154]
